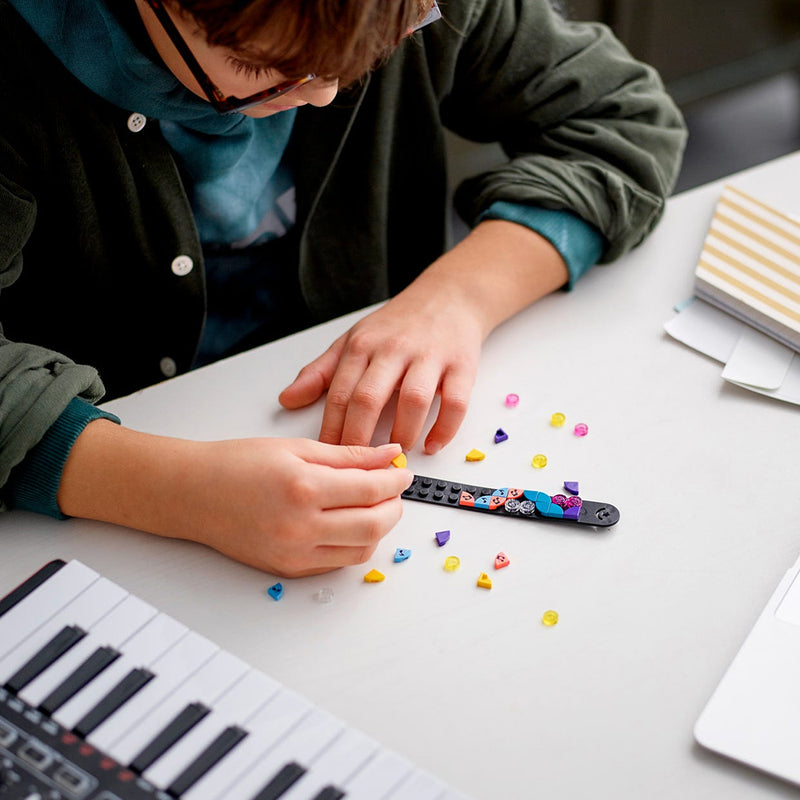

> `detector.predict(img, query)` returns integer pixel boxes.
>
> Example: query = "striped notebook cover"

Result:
[694,185,800,353]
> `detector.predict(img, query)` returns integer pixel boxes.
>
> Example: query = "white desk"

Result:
[4,153,800,799]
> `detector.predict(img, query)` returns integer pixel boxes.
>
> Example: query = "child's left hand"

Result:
[279,279,485,454]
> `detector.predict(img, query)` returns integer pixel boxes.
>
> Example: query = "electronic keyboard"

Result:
[0,559,469,800]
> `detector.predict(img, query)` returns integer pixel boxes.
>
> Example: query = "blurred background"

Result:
[564,0,800,192]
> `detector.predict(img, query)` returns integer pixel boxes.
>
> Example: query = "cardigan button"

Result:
[159,357,177,378]
[126,112,147,133]
[171,255,194,276]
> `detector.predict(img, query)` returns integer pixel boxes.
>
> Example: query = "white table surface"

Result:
[4,152,800,799]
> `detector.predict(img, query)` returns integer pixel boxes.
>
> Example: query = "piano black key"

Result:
[53,613,186,733]
[143,668,280,789]
[130,702,211,775]
[167,725,248,797]
[168,687,310,800]
[0,573,126,683]
[109,644,243,768]
[39,645,120,716]
[74,667,155,738]
[311,787,346,800]
[250,762,307,800]
[4,625,86,693]
[0,559,66,618]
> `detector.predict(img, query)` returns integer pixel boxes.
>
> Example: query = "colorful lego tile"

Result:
[494,552,510,569]
[542,610,559,626]
[394,548,412,562]
[267,583,284,601]
[391,452,408,468]
[363,569,385,583]
[435,530,451,547]
[459,491,476,508]
[465,448,486,462]
[477,572,493,589]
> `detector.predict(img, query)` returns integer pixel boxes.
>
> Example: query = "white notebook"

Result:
[695,550,800,785]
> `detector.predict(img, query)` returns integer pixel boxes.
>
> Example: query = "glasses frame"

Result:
[145,0,316,114]
[144,0,442,115]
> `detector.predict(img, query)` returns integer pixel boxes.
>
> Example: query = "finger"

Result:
[423,365,475,454]
[315,494,404,547]
[292,439,404,470]
[278,336,347,409]
[308,462,413,509]
[279,496,403,576]
[288,543,380,577]
[317,348,372,445]
[338,358,407,447]
[389,358,441,451]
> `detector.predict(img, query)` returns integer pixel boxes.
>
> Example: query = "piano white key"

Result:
[385,769,451,800]
[109,648,249,766]
[87,630,218,752]
[276,728,380,800]
[144,668,280,788]
[220,708,345,800]
[341,749,414,800]
[0,577,126,685]
[182,689,313,800]
[53,612,187,731]
[19,594,157,708]
[0,561,99,661]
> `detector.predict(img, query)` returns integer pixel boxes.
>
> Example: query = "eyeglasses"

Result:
[144,0,441,115]
[145,0,315,114]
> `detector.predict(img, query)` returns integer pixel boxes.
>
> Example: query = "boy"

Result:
[0,0,685,575]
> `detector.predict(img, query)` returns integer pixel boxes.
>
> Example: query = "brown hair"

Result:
[170,0,434,84]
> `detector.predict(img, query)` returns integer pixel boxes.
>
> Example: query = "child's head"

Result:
[139,0,435,116]
[172,0,435,84]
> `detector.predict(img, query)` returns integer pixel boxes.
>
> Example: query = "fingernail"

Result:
[377,442,402,451]
[426,441,442,455]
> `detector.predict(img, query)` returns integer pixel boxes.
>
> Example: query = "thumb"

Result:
[278,337,346,409]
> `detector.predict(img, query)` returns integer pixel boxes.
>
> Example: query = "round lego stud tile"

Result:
[550,412,566,427]
[541,610,559,626]
[573,423,589,437]
[443,556,461,572]
[531,454,548,469]
[505,393,520,408]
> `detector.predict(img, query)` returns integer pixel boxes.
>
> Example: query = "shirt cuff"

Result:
[478,201,606,289]
[7,397,121,519]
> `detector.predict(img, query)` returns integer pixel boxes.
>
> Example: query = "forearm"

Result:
[400,218,569,338]
[56,418,204,539]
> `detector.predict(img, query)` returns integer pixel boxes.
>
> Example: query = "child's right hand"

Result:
[58,422,412,577]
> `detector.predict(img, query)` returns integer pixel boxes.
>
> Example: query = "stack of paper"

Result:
[694,185,800,352]
[666,185,800,405]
